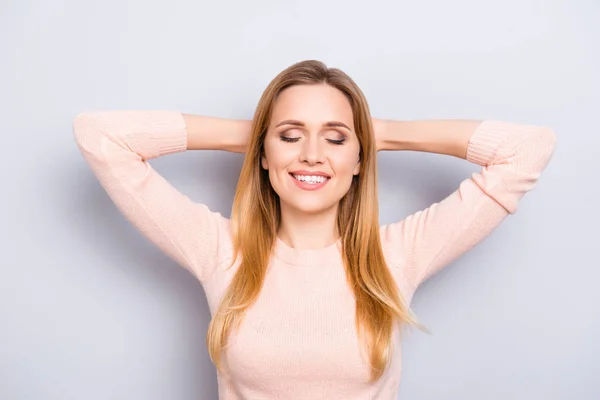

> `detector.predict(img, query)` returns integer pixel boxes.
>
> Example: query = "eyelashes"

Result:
[327,138,346,145]
[279,135,346,145]
[279,136,299,143]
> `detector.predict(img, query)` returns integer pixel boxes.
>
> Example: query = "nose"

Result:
[299,136,325,165]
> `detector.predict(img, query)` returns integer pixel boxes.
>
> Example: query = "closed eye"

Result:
[327,138,346,145]
[279,136,300,143]
[280,136,346,145]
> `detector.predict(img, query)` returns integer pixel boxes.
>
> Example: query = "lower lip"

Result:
[290,174,330,191]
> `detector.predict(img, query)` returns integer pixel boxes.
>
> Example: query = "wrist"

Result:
[231,119,252,153]
[372,118,387,151]
[373,118,401,152]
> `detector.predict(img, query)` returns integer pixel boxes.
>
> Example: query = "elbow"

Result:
[515,125,557,164]
[519,126,557,179]
[73,112,90,143]
[538,126,557,162]
[72,112,107,153]
[72,112,94,141]
[542,126,557,148]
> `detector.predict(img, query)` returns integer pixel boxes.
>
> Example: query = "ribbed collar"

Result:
[273,236,343,266]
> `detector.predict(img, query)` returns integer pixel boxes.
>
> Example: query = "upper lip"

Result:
[290,170,331,178]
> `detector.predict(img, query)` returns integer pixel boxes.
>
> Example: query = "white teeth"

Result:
[293,174,328,184]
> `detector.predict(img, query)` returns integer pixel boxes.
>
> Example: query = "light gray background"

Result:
[1,0,598,399]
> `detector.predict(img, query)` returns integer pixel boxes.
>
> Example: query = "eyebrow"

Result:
[275,119,352,131]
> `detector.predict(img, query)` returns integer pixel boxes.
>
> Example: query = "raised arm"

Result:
[378,119,557,291]
[182,113,251,153]
[72,110,250,283]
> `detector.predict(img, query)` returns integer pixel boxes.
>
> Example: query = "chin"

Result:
[284,198,340,215]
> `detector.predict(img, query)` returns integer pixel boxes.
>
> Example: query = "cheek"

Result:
[331,151,360,177]
[263,146,291,191]
[264,141,295,168]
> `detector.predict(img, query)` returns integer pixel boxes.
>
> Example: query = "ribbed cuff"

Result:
[152,110,188,157]
[466,120,508,166]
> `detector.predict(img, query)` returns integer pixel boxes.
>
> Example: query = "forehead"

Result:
[270,84,354,129]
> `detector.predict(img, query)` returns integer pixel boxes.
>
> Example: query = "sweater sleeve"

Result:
[72,110,229,283]
[380,120,557,291]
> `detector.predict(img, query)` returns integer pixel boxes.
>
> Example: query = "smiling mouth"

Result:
[290,173,330,185]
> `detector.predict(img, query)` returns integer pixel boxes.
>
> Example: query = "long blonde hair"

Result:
[207,60,425,382]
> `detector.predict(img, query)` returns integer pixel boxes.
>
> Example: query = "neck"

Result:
[277,202,339,250]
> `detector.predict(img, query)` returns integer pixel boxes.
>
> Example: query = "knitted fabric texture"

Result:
[73,110,556,399]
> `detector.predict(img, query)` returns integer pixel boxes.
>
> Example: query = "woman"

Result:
[73,60,556,399]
